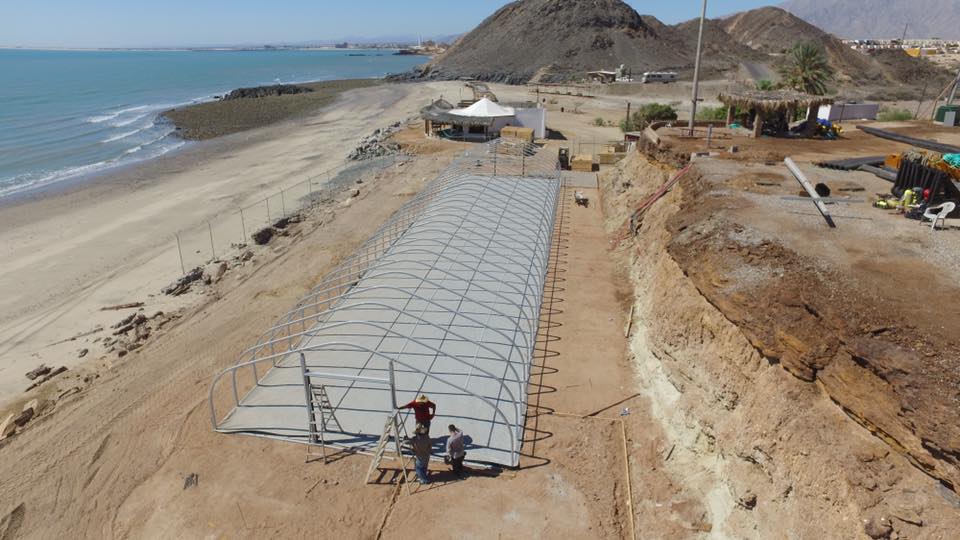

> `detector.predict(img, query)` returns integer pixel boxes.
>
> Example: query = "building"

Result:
[422,97,547,141]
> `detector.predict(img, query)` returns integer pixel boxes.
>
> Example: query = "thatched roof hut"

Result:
[718,90,833,113]
[718,90,834,137]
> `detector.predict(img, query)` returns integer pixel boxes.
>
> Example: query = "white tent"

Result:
[449,97,515,118]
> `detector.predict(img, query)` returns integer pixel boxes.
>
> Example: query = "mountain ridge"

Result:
[780,0,960,40]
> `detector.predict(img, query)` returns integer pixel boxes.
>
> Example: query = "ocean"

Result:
[0,49,424,198]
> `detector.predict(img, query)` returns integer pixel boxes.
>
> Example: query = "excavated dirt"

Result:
[602,151,960,538]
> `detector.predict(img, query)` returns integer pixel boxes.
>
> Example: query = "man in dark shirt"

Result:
[409,425,433,484]
[399,394,436,433]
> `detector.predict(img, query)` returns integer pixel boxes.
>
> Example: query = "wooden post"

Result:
[753,110,763,138]
[725,106,734,127]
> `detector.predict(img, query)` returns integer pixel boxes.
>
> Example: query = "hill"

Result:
[718,7,953,95]
[408,0,698,83]
[781,0,960,40]
[397,0,951,96]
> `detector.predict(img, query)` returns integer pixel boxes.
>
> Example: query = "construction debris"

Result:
[25,366,67,392]
[856,125,960,155]
[784,157,837,228]
[25,365,51,381]
[99,302,145,311]
[816,156,885,171]
[348,122,404,161]
[163,267,204,296]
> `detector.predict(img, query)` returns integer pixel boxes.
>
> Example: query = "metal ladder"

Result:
[364,412,412,493]
[305,383,343,463]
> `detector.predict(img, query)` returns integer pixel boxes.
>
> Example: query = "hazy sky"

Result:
[2,0,777,48]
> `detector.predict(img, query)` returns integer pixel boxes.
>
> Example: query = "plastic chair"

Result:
[922,201,956,231]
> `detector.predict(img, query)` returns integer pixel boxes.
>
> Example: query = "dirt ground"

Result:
[4,80,960,539]
[0,116,685,539]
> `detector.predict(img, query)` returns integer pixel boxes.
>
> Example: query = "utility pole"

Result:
[948,69,960,106]
[914,80,929,119]
[626,102,631,130]
[688,0,708,135]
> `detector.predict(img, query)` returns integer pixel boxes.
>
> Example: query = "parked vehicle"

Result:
[641,71,678,84]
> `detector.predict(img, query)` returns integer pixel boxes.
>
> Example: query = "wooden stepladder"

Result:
[365,412,413,493]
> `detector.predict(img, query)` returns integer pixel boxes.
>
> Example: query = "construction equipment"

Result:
[365,411,413,493]
[558,147,571,170]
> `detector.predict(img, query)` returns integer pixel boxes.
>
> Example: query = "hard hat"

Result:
[416,394,429,403]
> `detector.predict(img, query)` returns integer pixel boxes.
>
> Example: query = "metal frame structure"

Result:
[208,139,561,467]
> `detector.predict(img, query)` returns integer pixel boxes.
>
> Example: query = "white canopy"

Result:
[449,97,515,118]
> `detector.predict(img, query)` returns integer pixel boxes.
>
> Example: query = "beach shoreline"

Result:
[0,80,457,406]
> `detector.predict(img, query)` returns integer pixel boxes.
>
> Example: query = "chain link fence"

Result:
[172,153,405,275]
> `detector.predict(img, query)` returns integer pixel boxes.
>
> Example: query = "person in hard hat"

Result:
[409,425,433,484]
[399,394,436,433]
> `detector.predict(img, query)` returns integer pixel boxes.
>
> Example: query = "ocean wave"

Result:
[85,105,149,124]
[101,129,141,143]
[112,112,152,127]
[0,130,184,199]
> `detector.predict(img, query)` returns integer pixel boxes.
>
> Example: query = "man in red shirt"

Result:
[399,394,436,433]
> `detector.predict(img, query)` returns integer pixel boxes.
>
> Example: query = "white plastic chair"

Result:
[922,201,956,231]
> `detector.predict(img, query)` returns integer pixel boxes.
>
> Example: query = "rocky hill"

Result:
[397,0,950,95]
[781,0,960,40]
[718,7,952,94]
[407,0,696,83]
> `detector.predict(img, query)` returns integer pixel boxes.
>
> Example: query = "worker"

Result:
[410,425,433,484]
[399,394,436,433]
[446,424,467,478]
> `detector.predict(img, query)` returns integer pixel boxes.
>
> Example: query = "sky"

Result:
[1,0,778,49]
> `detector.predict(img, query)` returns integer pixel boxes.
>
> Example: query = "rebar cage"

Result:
[208,139,562,466]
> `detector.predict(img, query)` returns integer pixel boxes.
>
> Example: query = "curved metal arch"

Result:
[386,223,550,281]
[210,341,518,463]
[302,281,536,360]
[401,212,553,268]
[426,178,560,219]
[238,178,558,367]
[404,203,552,246]
[232,283,535,378]
[297,342,519,460]
[277,253,538,328]
[383,237,547,317]
[297,317,523,420]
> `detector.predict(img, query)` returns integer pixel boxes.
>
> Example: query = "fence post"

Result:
[239,207,247,243]
[207,221,216,260]
[280,189,287,218]
[265,198,271,224]
[308,177,314,206]
[175,233,186,275]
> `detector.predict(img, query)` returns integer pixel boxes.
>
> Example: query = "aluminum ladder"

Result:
[364,412,412,492]
[305,383,343,463]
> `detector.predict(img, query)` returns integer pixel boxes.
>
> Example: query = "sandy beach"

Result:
[0,80,458,404]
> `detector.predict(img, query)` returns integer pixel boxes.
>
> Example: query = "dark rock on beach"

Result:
[221,84,313,101]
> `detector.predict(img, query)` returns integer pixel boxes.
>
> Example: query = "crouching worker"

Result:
[446,424,466,477]
[410,425,433,484]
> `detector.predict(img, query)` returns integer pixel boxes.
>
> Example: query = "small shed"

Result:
[718,90,834,137]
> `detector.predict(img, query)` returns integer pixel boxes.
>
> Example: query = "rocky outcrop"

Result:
[603,152,960,538]
[348,123,403,161]
[221,84,313,101]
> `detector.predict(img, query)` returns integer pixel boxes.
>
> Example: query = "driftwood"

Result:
[25,366,68,392]
[100,302,144,311]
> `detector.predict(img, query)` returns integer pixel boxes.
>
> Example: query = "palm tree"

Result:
[755,79,777,91]
[777,43,834,96]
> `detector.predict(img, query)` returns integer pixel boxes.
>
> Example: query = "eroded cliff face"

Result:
[602,152,960,538]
